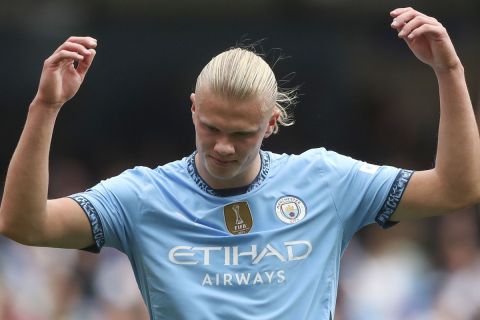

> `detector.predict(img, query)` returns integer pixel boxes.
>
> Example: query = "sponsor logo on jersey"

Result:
[224,201,253,235]
[168,240,313,287]
[275,196,306,224]
[168,240,312,266]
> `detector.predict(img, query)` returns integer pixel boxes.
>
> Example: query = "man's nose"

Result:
[213,136,235,156]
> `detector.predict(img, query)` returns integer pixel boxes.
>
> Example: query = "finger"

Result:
[76,49,96,78]
[47,50,84,66]
[391,10,428,31]
[404,23,447,41]
[54,41,92,56]
[67,36,97,48]
[390,7,414,18]
[398,15,440,38]
[54,36,97,53]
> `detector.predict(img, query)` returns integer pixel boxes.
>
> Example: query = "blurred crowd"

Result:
[337,209,480,320]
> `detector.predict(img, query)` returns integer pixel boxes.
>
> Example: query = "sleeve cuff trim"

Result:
[375,169,414,228]
[69,194,105,253]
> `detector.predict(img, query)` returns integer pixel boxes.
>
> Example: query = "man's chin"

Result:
[206,167,237,181]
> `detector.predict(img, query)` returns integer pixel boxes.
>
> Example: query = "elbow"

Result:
[0,209,43,246]
[0,219,21,244]
[0,227,43,247]
[0,216,20,244]
[0,217,6,238]
[0,208,8,238]
[444,184,480,212]
[462,182,480,207]
[466,185,480,207]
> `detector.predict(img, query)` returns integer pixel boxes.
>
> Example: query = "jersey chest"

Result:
[135,186,342,283]
[131,176,342,319]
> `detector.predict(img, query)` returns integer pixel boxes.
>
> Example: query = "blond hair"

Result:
[195,47,297,134]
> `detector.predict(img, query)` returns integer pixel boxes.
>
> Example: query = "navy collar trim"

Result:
[186,150,270,197]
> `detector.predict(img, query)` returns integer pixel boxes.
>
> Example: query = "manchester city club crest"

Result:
[275,196,306,224]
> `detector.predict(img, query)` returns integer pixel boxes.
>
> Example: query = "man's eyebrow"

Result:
[233,128,260,135]
[198,119,218,129]
[199,119,259,134]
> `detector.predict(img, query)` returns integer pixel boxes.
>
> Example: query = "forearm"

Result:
[434,65,480,204]
[0,100,61,243]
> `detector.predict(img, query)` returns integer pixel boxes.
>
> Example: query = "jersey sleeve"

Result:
[69,168,145,253]
[321,149,413,239]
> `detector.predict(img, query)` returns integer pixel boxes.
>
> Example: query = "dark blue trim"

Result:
[69,194,105,253]
[215,185,251,197]
[249,151,270,193]
[375,169,414,228]
[186,150,270,197]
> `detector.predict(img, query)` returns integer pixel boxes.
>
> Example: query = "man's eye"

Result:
[235,132,252,137]
[206,125,219,132]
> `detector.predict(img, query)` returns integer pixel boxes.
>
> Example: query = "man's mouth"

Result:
[209,155,235,166]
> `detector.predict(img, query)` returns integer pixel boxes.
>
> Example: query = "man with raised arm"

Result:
[1,7,479,320]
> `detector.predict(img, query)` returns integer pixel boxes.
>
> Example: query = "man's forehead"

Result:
[195,97,265,133]
[197,112,261,133]
[196,91,272,117]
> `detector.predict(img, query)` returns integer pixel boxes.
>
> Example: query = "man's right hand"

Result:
[33,36,97,109]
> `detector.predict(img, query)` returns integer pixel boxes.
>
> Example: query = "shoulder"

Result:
[98,156,190,191]
[131,156,189,178]
[266,148,357,172]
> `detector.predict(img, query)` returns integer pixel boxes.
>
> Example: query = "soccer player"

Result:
[1,7,479,319]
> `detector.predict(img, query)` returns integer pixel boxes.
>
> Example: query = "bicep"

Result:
[42,197,94,249]
[392,169,459,221]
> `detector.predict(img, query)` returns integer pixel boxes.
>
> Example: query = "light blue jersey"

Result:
[70,148,413,320]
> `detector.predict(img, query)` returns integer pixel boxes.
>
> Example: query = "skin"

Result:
[191,88,278,189]
[0,8,478,249]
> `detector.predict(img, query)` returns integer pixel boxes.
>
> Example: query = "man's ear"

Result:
[264,126,274,138]
[190,93,196,114]
[264,109,280,138]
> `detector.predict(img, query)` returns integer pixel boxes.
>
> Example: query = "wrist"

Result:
[433,60,464,77]
[28,99,62,120]
[29,97,63,114]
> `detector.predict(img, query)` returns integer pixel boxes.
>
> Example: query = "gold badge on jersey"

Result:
[224,201,253,235]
